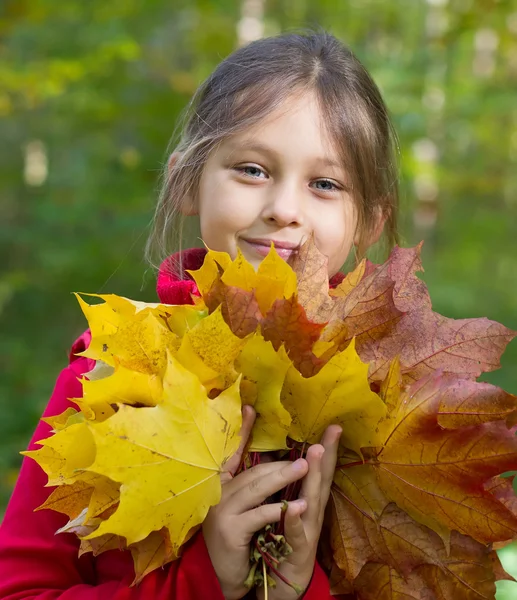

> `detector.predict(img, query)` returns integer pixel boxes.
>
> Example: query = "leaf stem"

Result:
[263,558,268,600]
[255,540,302,593]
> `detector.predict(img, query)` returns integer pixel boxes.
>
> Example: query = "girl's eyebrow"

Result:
[225,139,343,170]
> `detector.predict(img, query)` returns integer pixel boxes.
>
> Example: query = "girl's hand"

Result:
[256,425,342,600]
[203,405,311,600]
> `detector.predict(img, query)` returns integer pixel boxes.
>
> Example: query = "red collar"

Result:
[156,248,346,305]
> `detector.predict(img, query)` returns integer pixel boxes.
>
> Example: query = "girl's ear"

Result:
[370,206,388,245]
[168,152,198,216]
[354,205,387,247]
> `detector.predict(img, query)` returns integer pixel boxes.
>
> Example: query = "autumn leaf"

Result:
[187,248,232,298]
[253,247,297,315]
[22,421,96,486]
[129,525,199,586]
[42,407,85,430]
[35,471,120,526]
[81,363,163,410]
[190,245,298,340]
[369,372,517,545]
[76,294,180,373]
[355,244,517,384]
[366,311,517,384]
[79,533,124,558]
[288,238,403,360]
[129,528,177,586]
[82,353,242,547]
[383,244,431,313]
[327,256,403,341]
[78,472,120,521]
[353,529,497,600]
[435,378,517,429]
[329,470,388,581]
[329,491,492,594]
[328,366,517,598]
[191,245,297,317]
[261,295,325,377]
[288,240,515,386]
[287,234,333,323]
[281,338,387,453]
[489,549,516,582]
[328,563,355,597]
[211,283,262,338]
[237,334,292,451]
[330,259,366,299]
[416,531,497,600]
[36,479,94,520]
[175,305,247,392]
[166,304,208,337]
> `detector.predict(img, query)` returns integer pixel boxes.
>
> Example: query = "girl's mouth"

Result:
[240,238,299,260]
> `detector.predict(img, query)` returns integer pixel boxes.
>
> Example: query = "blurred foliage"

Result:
[1,0,517,595]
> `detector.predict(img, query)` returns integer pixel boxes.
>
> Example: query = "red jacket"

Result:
[0,248,336,599]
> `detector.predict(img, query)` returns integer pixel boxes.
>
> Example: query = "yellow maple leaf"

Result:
[187,249,232,297]
[76,294,180,373]
[189,246,297,316]
[329,259,366,299]
[237,334,292,451]
[22,422,96,486]
[42,407,85,430]
[74,472,120,521]
[281,338,387,453]
[221,247,297,315]
[79,533,123,557]
[129,528,178,586]
[71,397,116,422]
[81,363,163,409]
[82,353,242,548]
[175,305,247,391]
[166,304,208,337]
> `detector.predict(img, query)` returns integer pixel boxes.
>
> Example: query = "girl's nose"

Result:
[261,181,304,227]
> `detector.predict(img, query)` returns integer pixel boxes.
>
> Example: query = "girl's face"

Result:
[191,91,358,277]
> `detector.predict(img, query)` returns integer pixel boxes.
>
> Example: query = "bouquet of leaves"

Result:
[25,240,517,599]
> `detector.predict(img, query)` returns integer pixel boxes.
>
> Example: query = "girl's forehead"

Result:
[221,91,339,159]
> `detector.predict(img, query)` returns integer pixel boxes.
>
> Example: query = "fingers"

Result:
[239,499,306,537]
[227,458,308,513]
[320,424,342,486]
[299,425,341,528]
[283,500,308,554]
[299,444,324,525]
[221,404,256,483]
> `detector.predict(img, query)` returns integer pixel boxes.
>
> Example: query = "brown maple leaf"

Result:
[365,372,517,545]
[289,238,404,349]
[355,243,516,384]
[353,530,496,600]
[365,311,516,384]
[327,364,517,599]
[261,296,326,377]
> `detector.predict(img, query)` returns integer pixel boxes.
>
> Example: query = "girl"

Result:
[0,30,398,599]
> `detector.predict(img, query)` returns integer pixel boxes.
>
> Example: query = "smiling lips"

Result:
[241,237,299,260]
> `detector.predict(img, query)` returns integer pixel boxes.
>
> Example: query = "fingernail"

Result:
[292,458,306,471]
[292,499,307,510]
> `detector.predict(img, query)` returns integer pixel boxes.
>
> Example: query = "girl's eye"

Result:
[312,179,340,193]
[233,166,342,192]
[233,165,268,179]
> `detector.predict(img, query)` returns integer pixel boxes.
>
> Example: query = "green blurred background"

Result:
[1,0,517,596]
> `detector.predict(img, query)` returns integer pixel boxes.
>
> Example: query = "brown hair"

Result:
[146,29,399,269]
